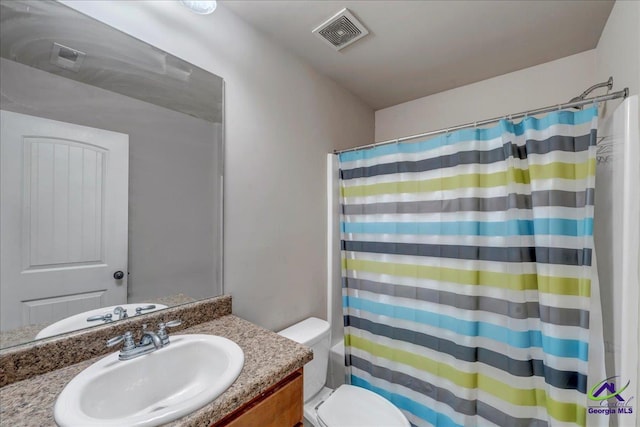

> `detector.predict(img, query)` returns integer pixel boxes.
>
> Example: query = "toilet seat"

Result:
[315,384,410,427]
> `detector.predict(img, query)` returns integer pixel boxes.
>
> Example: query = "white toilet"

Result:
[279,317,410,427]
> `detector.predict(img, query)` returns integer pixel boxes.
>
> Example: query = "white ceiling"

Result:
[224,0,614,110]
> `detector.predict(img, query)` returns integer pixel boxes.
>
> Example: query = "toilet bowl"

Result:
[278,317,410,427]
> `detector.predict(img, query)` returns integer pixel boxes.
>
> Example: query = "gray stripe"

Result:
[342,189,595,215]
[343,240,593,267]
[350,355,549,427]
[340,133,595,180]
[346,316,587,393]
[345,277,589,328]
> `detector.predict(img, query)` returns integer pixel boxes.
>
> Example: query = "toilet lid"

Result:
[316,385,410,427]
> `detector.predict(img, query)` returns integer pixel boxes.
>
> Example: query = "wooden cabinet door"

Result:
[214,369,303,427]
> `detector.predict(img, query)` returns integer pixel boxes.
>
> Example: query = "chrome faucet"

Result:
[106,320,182,361]
[139,329,163,349]
[113,306,128,320]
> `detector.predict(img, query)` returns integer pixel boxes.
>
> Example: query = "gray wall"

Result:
[0,57,222,302]
[62,1,376,332]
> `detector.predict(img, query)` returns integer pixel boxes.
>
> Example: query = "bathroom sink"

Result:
[54,334,244,427]
[35,303,168,339]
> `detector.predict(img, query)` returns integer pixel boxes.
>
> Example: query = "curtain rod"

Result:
[334,87,629,155]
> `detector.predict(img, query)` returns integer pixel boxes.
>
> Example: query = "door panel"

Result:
[1,110,129,331]
[24,138,106,268]
[21,290,105,326]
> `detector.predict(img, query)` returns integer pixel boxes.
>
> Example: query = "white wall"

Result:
[61,1,374,331]
[595,0,640,101]
[375,50,597,142]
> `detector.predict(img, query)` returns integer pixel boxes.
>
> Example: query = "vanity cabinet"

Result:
[213,368,303,427]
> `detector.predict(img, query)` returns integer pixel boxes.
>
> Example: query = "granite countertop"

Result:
[0,315,313,427]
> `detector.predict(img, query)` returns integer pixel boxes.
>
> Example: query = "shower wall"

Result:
[593,96,639,427]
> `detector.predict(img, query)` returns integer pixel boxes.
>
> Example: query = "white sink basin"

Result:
[35,303,168,339]
[54,334,244,427]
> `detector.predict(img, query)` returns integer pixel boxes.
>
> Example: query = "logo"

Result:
[588,376,634,416]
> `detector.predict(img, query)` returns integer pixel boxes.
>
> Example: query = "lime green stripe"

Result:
[342,160,596,197]
[342,258,591,297]
[529,159,596,181]
[347,335,586,426]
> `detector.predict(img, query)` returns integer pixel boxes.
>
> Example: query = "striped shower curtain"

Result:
[339,107,599,427]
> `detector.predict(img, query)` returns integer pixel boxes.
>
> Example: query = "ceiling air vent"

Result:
[50,42,85,72]
[312,8,369,51]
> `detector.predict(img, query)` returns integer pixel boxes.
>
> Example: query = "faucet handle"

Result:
[135,305,156,315]
[157,320,181,345]
[158,320,182,332]
[164,320,182,328]
[106,331,135,350]
[106,335,124,347]
[87,313,113,323]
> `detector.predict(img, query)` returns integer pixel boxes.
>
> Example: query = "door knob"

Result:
[113,271,125,280]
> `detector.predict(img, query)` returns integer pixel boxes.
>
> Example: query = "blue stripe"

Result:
[339,107,597,163]
[351,375,464,427]
[345,296,589,361]
[341,218,594,237]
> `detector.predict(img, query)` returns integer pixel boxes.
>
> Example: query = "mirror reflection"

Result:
[0,0,224,348]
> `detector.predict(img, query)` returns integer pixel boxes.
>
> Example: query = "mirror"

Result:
[0,0,224,348]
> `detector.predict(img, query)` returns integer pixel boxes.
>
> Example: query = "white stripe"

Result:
[343,206,591,223]
[527,149,592,165]
[343,210,532,223]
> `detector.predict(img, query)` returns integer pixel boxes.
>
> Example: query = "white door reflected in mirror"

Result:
[0,111,129,333]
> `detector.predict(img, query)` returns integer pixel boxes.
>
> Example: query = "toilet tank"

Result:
[278,317,330,401]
